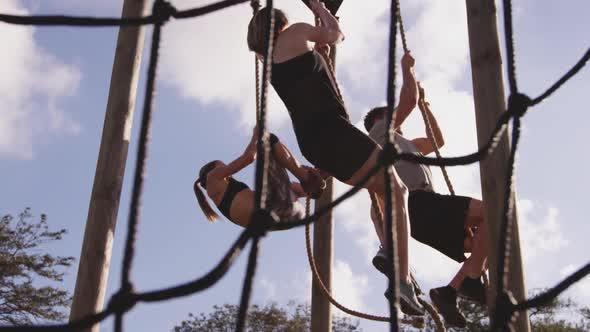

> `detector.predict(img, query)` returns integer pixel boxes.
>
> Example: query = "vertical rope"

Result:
[236,0,275,330]
[251,0,261,118]
[418,99,455,195]
[396,1,408,53]
[397,1,455,195]
[117,1,168,330]
[496,2,522,328]
[502,0,518,94]
[314,16,344,104]
[385,0,401,330]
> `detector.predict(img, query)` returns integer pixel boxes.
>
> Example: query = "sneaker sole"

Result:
[429,289,467,328]
[372,255,391,278]
[400,296,425,316]
[384,289,425,316]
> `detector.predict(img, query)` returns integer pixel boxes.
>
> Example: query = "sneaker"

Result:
[430,286,467,328]
[458,276,487,306]
[300,167,326,199]
[384,281,425,316]
[372,246,391,278]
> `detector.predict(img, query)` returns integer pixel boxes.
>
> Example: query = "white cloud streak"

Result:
[0,0,81,159]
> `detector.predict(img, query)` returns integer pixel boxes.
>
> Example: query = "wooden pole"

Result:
[311,46,337,332]
[464,1,530,331]
[69,1,148,331]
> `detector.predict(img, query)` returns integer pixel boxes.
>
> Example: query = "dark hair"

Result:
[193,161,221,222]
[247,7,288,55]
[363,106,387,132]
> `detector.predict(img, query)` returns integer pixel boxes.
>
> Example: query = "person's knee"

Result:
[466,199,484,227]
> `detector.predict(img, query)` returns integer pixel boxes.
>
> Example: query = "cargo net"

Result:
[0,0,588,331]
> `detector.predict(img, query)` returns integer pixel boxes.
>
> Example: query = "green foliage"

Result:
[173,301,361,331]
[419,289,590,332]
[0,208,74,325]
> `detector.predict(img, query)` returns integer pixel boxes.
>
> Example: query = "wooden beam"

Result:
[464,1,530,331]
[69,1,148,331]
[311,46,337,332]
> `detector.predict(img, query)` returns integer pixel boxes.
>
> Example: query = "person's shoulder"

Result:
[283,22,314,34]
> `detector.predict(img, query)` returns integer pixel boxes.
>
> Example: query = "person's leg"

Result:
[346,147,411,283]
[449,199,487,289]
[271,135,308,181]
[271,135,325,199]
[369,192,386,245]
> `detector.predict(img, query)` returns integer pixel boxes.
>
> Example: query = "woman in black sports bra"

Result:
[247,1,424,316]
[193,128,325,228]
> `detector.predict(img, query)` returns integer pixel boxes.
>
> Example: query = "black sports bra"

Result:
[216,178,249,221]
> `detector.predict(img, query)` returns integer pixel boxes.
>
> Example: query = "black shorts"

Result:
[293,112,376,182]
[408,190,472,263]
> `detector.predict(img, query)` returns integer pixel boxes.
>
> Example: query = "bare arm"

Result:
[394,52,418,129]
[412,89,445,155]
[305,0,344,44]
[209,128,258,180]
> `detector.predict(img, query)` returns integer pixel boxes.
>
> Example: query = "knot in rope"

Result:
[379,142,400,166]
[507,92,531,118]
[492,290,517,332]
[152,0,177,24]
[250,0,261,14]
[107,283,138,315]
[247,209,275,238]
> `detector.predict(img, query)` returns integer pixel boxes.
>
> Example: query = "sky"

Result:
[1,0,589,331]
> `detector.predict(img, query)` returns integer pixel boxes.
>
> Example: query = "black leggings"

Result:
[294,113,377,181]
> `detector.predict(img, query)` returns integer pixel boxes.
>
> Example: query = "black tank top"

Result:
[271,50,348,130]
[216,178,249,221]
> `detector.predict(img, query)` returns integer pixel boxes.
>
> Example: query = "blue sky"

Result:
[1,0,589,331]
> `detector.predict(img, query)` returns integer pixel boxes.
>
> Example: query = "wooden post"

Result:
[465,1,530,331]
[311,46,337,332]
[69,1,148,331]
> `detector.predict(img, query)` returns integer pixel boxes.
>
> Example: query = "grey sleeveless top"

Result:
[368,119,434,192]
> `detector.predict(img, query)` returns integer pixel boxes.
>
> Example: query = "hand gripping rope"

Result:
[397,1,455,196]
[0,0,589,331]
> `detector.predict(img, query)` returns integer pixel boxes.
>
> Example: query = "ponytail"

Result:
[193,179,219,222]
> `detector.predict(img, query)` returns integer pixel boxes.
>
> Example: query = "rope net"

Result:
[0,0,589,331]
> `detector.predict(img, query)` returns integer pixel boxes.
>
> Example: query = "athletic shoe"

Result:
[458,276,487,306]
[372,246,390,277]
[384,281,425,316]
[430,286,467,328]
[301,167,326,199]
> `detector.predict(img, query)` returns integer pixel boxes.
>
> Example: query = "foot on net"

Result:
[458,276,487,306]
[301,167,326,199]
[384,281,425,316]
[430,286,467,328]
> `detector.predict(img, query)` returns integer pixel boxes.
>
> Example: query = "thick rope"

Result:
[384,1,401,329]
[314,16,344,104]
[235,1,273,330]
[1,0,589,331]
[365,195,446,331]
[303,199,426,328]
[397,1,455,195]
[418,98,456,195]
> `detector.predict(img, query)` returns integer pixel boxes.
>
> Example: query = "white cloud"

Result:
[256,276,277,302]
[518,199,567,262]
[332,260,371,315]
[0,0,81,159]
[160,0,314,131]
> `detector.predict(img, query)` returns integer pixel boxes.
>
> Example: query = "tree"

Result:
[419,289,590,332]
[0,208,74,325]
[173,301,361,331]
